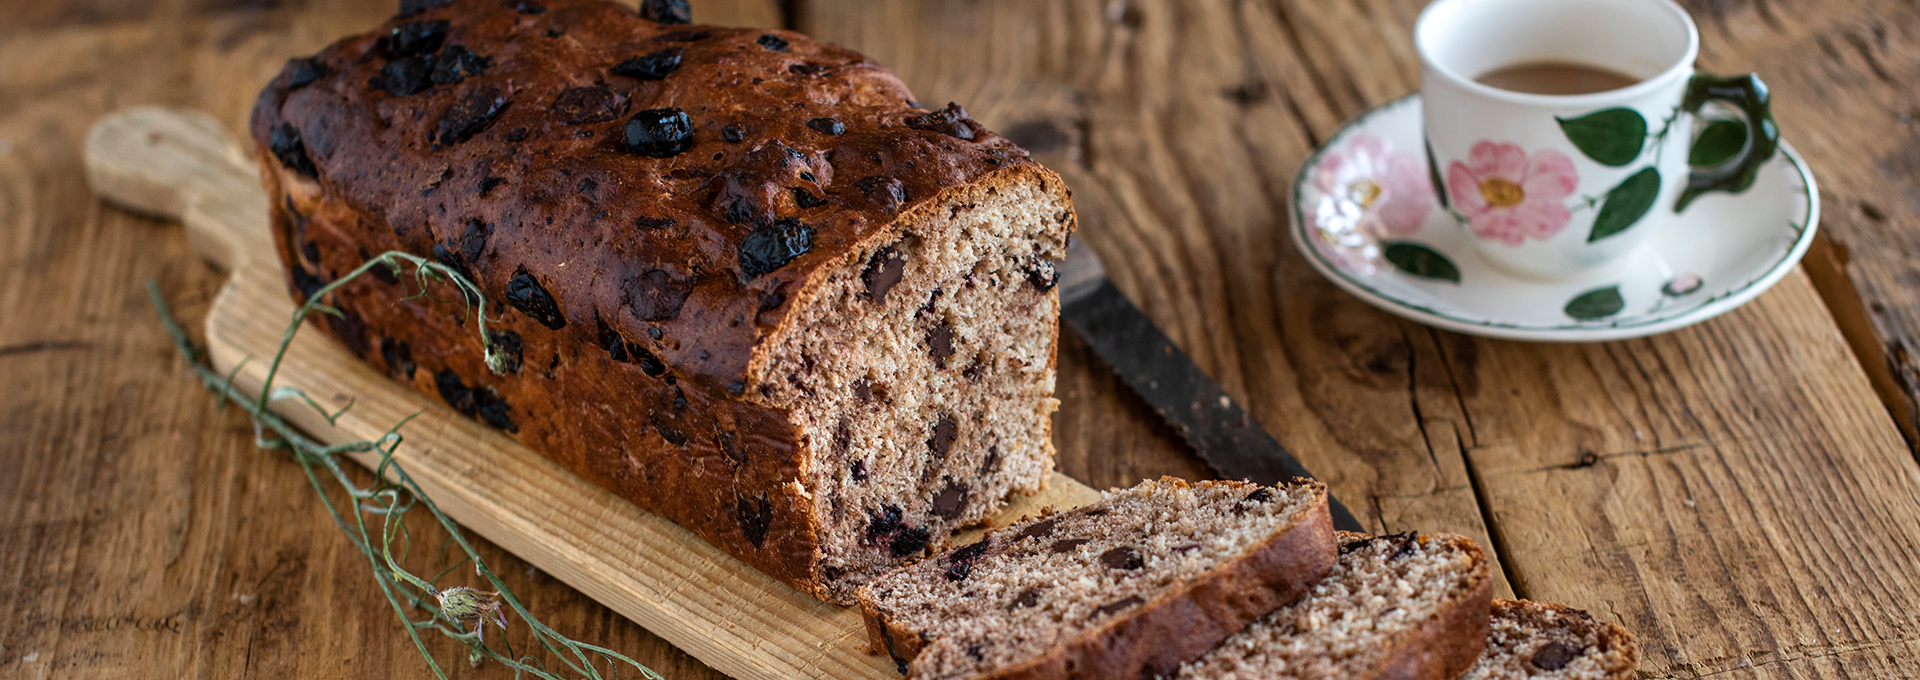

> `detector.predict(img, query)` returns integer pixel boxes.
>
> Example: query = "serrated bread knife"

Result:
[1058,239,1364,532]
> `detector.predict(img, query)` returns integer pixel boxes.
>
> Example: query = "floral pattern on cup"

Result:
[1312,134,1435,273]
[1446,141,1579,245]
[1662,272,1703,296]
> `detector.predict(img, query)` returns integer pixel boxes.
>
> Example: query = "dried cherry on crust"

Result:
[756,34,789,52]
[268,123,319,178]
[622,107,694,158]
[430,45,491,85]
[622,269,695,321]
[370,55,436,96]
[906,102,984,141]
[285,57,328,90]
[505,268,567,329]
[387,20,448,58]
[737,218,813,279]
[806,117,846,136]
[639,0,691,25]
[551,85,624,125]
[611,48,683,81]
[854,176,906,212]
[436,85,509,146]
[458,218,491,262]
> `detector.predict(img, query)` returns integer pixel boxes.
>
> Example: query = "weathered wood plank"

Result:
[803,1,1920,679]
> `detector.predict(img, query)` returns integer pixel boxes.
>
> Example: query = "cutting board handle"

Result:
[85,106,273,272]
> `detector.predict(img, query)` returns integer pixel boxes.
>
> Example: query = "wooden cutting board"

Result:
[82,106,1104,680]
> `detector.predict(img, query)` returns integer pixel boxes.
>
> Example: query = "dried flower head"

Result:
[437,586,508,640]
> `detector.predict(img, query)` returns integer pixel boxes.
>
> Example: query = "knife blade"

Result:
[1058,239,1364,533]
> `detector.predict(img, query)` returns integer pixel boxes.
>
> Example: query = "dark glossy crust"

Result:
[248,0,1050,602]
[1342,532,1495,680]
[860,480,1338,679]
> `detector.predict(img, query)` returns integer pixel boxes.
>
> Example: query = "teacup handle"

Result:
[1675,73,1778,212]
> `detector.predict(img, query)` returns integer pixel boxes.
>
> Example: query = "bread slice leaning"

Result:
[1463,599,1638,680]
[857,477,1336,679]
[1176,531,1494,680]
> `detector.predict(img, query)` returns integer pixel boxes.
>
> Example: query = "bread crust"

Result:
[249,0,1066,603]
[860,479,1337,679]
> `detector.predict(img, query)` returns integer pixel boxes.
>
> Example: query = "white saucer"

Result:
[1290,94,1818,342]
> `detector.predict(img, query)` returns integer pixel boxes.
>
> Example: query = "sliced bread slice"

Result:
[857,477,1335,679]
[1175,531,1494,680]
[1463,599,1638,680]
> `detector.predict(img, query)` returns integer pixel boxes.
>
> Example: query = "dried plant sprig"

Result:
[147,250,666,680]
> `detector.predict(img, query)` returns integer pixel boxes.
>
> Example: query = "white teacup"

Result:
[1416,0,1777,280]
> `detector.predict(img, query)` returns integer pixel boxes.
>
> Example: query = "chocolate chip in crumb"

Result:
[928,323,955,368]
[551,85,624,125]
[932,481,969,521]
[285,57,327,90]
[1015,518,1057,541]
[980,446,1000,474]
[268,123,318,178]
[622,108,694,158]
[889,527,930,557]
[1011,588,1041,609]
[733,493,772,548]
[1026,257,1059,292]
[756,34,789,51]
[436,85,509,146]
[850,459,868,482]
[639,0,690,24]
[1101,546,1145,570]
[866,504,904,538]
[611,48,683,81]
[387,19,448,58]
[504,270,566,329]
[806,117,846,135]
[927,414,957,461]
[738,217,813,279]
[1049,538,1090,554]
[861,247,906,304]
[1094,596,1144,618]
[852,378,873,404]
[1530,642,1578,671]
[1244,487,1273,504]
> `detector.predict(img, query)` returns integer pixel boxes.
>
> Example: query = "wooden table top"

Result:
[7,0,1920,677]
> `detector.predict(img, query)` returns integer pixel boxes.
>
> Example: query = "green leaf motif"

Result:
[1556,108,1648,166]
[1589,167,1661,243]
[1424,135,1449,210]
[1383,241,1461,283]
[1689,119,1747,167]
[1565,285,1626,320]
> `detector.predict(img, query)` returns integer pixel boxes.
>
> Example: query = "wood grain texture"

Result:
[800,1,1920,678]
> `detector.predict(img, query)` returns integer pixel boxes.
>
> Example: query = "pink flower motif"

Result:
[1310,135,1435,274]
[1446,141,1579,245]
[1315,135,1435,236]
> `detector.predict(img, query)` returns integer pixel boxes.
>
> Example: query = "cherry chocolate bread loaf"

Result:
[857,477,1336,679]
[1463,599,1638,680]
[250,0,1075,604]
[1175,531,1494,680]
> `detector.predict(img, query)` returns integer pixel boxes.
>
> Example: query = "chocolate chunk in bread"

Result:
[1175,531,1494,680]
[1463,599,1639,680]
[857,478,1336,680]
[252,0,1073,604]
